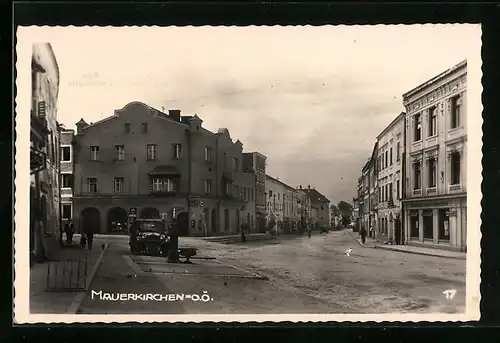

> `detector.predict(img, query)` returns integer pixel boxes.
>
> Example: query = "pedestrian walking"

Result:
[64,219,74,244]
[307,222,312,238]
[360,225,367,244]
[83,223,95,251]
[394,216,401,245]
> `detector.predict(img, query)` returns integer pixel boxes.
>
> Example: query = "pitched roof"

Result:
[303,188,330,204]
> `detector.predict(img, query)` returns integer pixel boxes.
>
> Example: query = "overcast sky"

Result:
[26,25,479,205]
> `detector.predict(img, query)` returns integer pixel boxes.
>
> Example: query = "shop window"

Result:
[438,209,450,241]
[423,211,433,239]
[410,212,419,238]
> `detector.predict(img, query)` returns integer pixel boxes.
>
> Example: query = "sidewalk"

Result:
[346,229,377,247]
[30,238,108,314]
[374,244,466,260]
[346,229,466,259]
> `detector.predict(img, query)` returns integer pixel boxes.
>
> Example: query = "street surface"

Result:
[78,231,466,314]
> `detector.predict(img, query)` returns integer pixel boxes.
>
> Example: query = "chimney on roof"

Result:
[169,109,181,122]
[308,185,311,190]
[299,185,302,190]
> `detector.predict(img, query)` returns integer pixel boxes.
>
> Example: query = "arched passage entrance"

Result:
[140,207,160,219]
[177,212,189,236]
[81,207,101,234]
[107,207,128,234]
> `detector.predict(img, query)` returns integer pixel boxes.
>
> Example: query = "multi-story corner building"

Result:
[361,160,371,231]
[60,128,75,226]
[72,101,255,236]
[402,60,467,251]
[375,112,405,242]
[30,43,61,262]
[265,175,286,232]
[368,142,378,236]
[282,184,299,232]
[243,152,267,232]
[303,186,331,229]
[354,176,363,231]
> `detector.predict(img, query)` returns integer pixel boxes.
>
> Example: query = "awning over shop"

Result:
[147,165,180,176]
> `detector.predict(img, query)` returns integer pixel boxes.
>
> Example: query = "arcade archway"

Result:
[140,207,160,219]
[81,207,101,234]
[107,207,128,234]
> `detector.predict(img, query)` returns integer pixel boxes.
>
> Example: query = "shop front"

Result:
[403,194,467,252]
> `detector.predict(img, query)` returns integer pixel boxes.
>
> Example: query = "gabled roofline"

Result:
[402,59,467,100]
[376,112,405,140]
[83,101,189,131]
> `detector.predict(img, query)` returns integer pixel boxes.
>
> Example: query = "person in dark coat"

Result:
[84,223,95,251]
[64,219,74,244]
[167,219,179,262]
[394,216,401,245]
[360,225,367,244]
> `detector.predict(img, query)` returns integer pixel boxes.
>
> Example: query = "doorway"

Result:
[177,212,189,236]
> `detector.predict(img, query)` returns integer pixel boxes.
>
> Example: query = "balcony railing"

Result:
[449,184,461,192]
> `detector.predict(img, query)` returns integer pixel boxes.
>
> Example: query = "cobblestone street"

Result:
[77,230,466,314]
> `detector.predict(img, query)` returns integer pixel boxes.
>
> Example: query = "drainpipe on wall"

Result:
[401,115,407,245]
[57,125,63,247]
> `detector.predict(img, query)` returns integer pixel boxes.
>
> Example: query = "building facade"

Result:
[282,184,299,232]
[375,112,405,242]
[402,60,467,251]
[72,101,255,236]
[303,187,330,229]
[243,152,267,232]
[368,142,378,236]
[30,43,61,262]
[361,160,371,231]
[265,175,286,232]
[296,186,312,230]
[60,128,75,226]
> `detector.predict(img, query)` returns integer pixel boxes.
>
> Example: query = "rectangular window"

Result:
[396,180,400,199]
[225,182,231,196]
[172,144,182,159]
[141,122,148,133]
[385,184,388,201]
[269,190,273,198]
[147,144,157,160]
[451,95,461,129]
[414,161,421,190]
[204,179,212,194]
[414,113,422,141]
[450,152,461,185]
[389,183,393,202]
[90,146,99,161]
[61,174,73,189]
[204,146,212,162]
[125,123,130,133]
[115,145,125,160]
[428,106,437,136]
[61,146,71,162]
[385,151,388,168]
[396,142,400,162]
[233,157,239,171]
[152,177,175,192]
[62,204,72,219]
[87,178,97,193]
[114,177,124,193]
[390,147,393,165]
[428,158,437,188]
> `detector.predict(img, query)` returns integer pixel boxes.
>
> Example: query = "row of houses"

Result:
[59,101,332,236]
[353,60,467,252]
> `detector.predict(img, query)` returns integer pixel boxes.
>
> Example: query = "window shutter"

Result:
[37,101,46,119]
